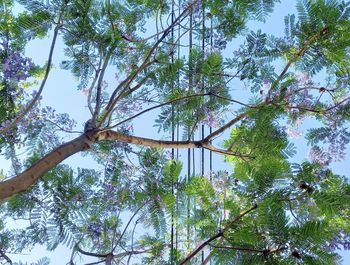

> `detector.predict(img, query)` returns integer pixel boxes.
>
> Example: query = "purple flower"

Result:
[327,231,350,251]
[2,51,35,82]
[88,222,103,236]
[308,147,331,166]
[203,111,223,128]
[286,127,303,139]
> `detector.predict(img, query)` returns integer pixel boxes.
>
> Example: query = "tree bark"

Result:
[0,129,233,201]
[0,133,93,201]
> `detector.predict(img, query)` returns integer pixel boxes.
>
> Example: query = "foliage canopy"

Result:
[0,0,350,264]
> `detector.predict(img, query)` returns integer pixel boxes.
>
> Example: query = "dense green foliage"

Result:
[0,0,350,264]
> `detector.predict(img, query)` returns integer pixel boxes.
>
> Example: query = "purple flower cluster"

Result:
[328,231,350,251]
[103,183,116,195]
[2,51,35,82]
[203,110,224,128]
[102,182,117,204]
[309,146,331,166]
[87,222,103,236]
[286,117,304,139]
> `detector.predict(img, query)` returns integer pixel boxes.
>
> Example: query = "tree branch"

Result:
[76,245,151,263]
[92,49,113,125]
[0,249,12,264]
[76,245,109,258]
[203,112,249,142]
[179,204,257,265]
[96,130,244,158]
[208,244,267,253]
[108,93,211,129]
[112,202,147,252]
[87,60,102,115]
[265,28,328,102]
[1,116,252,201]
[99,0,199,126]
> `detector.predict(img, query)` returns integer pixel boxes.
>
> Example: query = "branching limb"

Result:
[108,93,211,129]
[92,49,114,125]
[210,93,255,108]
[112,89,256,131]
[0,249,12,264]
[278,95,350,114]
[208,243,287,257]
[112,202,147,252]
[0,117,252,201]
[0,133,93,201]
[0,122,252,200]
[75,245,109,258]
[208,244,267,253]
[179,204,257,265]
[265,28,329,102]
[96,130,248,158]
[127,217,140,265]
[84,261,105,265]
[99,0,199,126]
[102,59,157,125]
[76,245,151,264]
[288,200,302,224]
[203,112,249,142]
[87,58,103,115]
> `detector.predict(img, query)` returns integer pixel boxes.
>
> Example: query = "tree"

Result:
[0,0,350,264]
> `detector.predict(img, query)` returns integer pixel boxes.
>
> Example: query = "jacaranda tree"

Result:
[1,0,350,264]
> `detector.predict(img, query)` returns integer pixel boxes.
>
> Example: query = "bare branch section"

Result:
[97,130,201,148]
[109,92,253,130]
[112,202,147,252]
[108,93,212,129]
[0,17,63,135]
[75,244,151,262]
[0,249,12,264]
[203,112,249,142]
[92,49,114,124]
[96,130,242,157]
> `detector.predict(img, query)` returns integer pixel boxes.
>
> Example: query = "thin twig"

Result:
[112,202,147,252]
[265,29,328,102]
[107,93,211,129]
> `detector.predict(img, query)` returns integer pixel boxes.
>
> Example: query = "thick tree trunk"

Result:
[0,133,93,201]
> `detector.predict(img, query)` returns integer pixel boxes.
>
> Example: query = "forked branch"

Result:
[179,204,257,265]
[99,0,199,126]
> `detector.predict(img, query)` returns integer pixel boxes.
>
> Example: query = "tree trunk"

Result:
[0,133,93,201]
